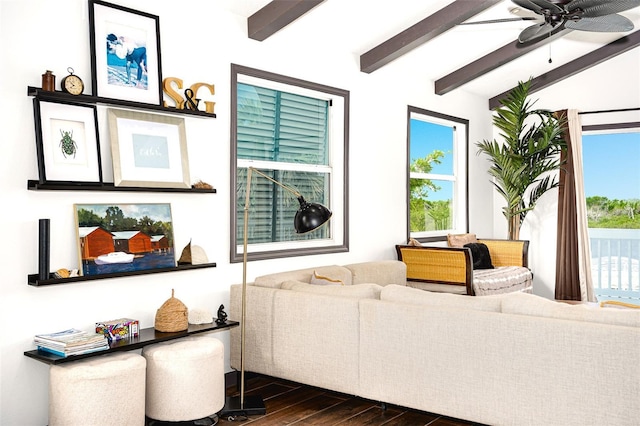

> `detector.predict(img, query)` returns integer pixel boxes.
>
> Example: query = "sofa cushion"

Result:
[501,292,640,328]
[310,270,345,286]
[345,260,407,286]
[282,280,382,299]
[380,284,502,312]
[254,265,353,288]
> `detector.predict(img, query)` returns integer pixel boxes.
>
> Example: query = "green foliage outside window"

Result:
[587,196,640,229]
[409,150,452,232]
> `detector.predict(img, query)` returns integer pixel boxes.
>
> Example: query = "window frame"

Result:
[580,117,640,302]
[230,64,349,263]
[406,106,469,243]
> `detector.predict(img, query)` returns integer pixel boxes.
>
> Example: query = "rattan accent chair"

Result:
[396,239,532,296]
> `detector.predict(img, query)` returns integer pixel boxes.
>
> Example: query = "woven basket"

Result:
[154,289,188,332]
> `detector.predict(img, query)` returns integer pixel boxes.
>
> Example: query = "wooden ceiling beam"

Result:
[435,28,572,96]
[489,30,640,110]
[248,0,325,41]
[360,0,501,74]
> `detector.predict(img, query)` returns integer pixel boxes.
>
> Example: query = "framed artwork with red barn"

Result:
[74,203,175,276]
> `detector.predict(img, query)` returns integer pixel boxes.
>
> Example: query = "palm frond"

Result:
[476,78,566,238]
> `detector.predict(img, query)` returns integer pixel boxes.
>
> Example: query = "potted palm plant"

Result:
[476,79,565,240]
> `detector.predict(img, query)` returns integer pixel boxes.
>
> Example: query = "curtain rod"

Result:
[579,107,640,115]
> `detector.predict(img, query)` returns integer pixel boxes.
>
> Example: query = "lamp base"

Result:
[219,395,266,419]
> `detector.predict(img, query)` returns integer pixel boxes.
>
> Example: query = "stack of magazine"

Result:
[34,328,109,357]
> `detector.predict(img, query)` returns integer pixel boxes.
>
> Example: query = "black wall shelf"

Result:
[28,262,217,286]
[24,320,239,365]
[27,86,216,118]
[27,180,216,193]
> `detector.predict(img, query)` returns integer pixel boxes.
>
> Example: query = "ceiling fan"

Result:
[460,0,640,43]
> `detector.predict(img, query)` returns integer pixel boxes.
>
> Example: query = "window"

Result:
[582,123,640,302]
[230,64,348,262]
[407,107,468,241]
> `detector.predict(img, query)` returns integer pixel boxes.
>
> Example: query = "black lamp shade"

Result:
[294,196,332,234]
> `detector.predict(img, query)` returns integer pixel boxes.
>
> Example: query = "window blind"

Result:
[237,83,330,243]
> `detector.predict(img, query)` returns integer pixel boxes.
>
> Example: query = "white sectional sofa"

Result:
[229,260,640,426]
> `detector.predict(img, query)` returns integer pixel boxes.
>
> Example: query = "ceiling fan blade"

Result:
[566,0,640,18]
[512,0,563,15]
[458,17,538,25]
[518,22,555,42]
[564,13,635,32]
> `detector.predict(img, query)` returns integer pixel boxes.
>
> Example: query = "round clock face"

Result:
[62,75,84,95]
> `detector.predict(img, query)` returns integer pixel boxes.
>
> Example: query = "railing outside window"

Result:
[589,228,640,302]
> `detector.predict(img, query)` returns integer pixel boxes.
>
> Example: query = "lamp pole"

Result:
[222,167,331,420]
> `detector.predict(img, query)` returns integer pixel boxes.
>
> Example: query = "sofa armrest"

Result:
[395,245,473,295]
[478,239,529,268]
[229,284,279,377]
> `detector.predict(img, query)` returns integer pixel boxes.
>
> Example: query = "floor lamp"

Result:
[222,167,332,420]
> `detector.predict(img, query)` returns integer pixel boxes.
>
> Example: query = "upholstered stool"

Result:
[142,336,225,422]
[49,352,146,426]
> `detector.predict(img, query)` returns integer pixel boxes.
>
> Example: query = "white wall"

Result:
[0,1,494,423]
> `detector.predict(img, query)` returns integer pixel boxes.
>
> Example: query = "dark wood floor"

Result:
[217,374,484,426]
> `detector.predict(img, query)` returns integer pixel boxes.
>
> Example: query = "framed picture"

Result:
[89,0,162,104]
[107,109,190,188]
[74,203,176,276]
[33,99,103,184]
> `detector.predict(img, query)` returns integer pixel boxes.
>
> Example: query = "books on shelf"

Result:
[34,328,109,357]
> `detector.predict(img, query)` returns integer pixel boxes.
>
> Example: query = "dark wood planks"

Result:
[219,374,482,425]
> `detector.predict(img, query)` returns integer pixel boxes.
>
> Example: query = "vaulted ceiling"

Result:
[219,0,640,111]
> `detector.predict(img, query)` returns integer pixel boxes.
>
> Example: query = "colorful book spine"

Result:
[37,345,109,358]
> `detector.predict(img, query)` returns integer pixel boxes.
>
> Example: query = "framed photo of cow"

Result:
[88,0,163,104]
[74,203,175,277]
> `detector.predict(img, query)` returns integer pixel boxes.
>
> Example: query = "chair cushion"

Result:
[473,266,532,296]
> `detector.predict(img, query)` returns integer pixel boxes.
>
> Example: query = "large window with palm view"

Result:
[407,107,468,240]
[230,64,348,262]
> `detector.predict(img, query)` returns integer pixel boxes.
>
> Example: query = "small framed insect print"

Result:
[33,99,103,184]
[89,0,163,105]
[107,108,190,188]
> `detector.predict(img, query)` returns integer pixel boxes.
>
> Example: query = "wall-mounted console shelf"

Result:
[24,320,238,365]
[28,262,217,287]
[27,180,216,193]
[27,86,216,118]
